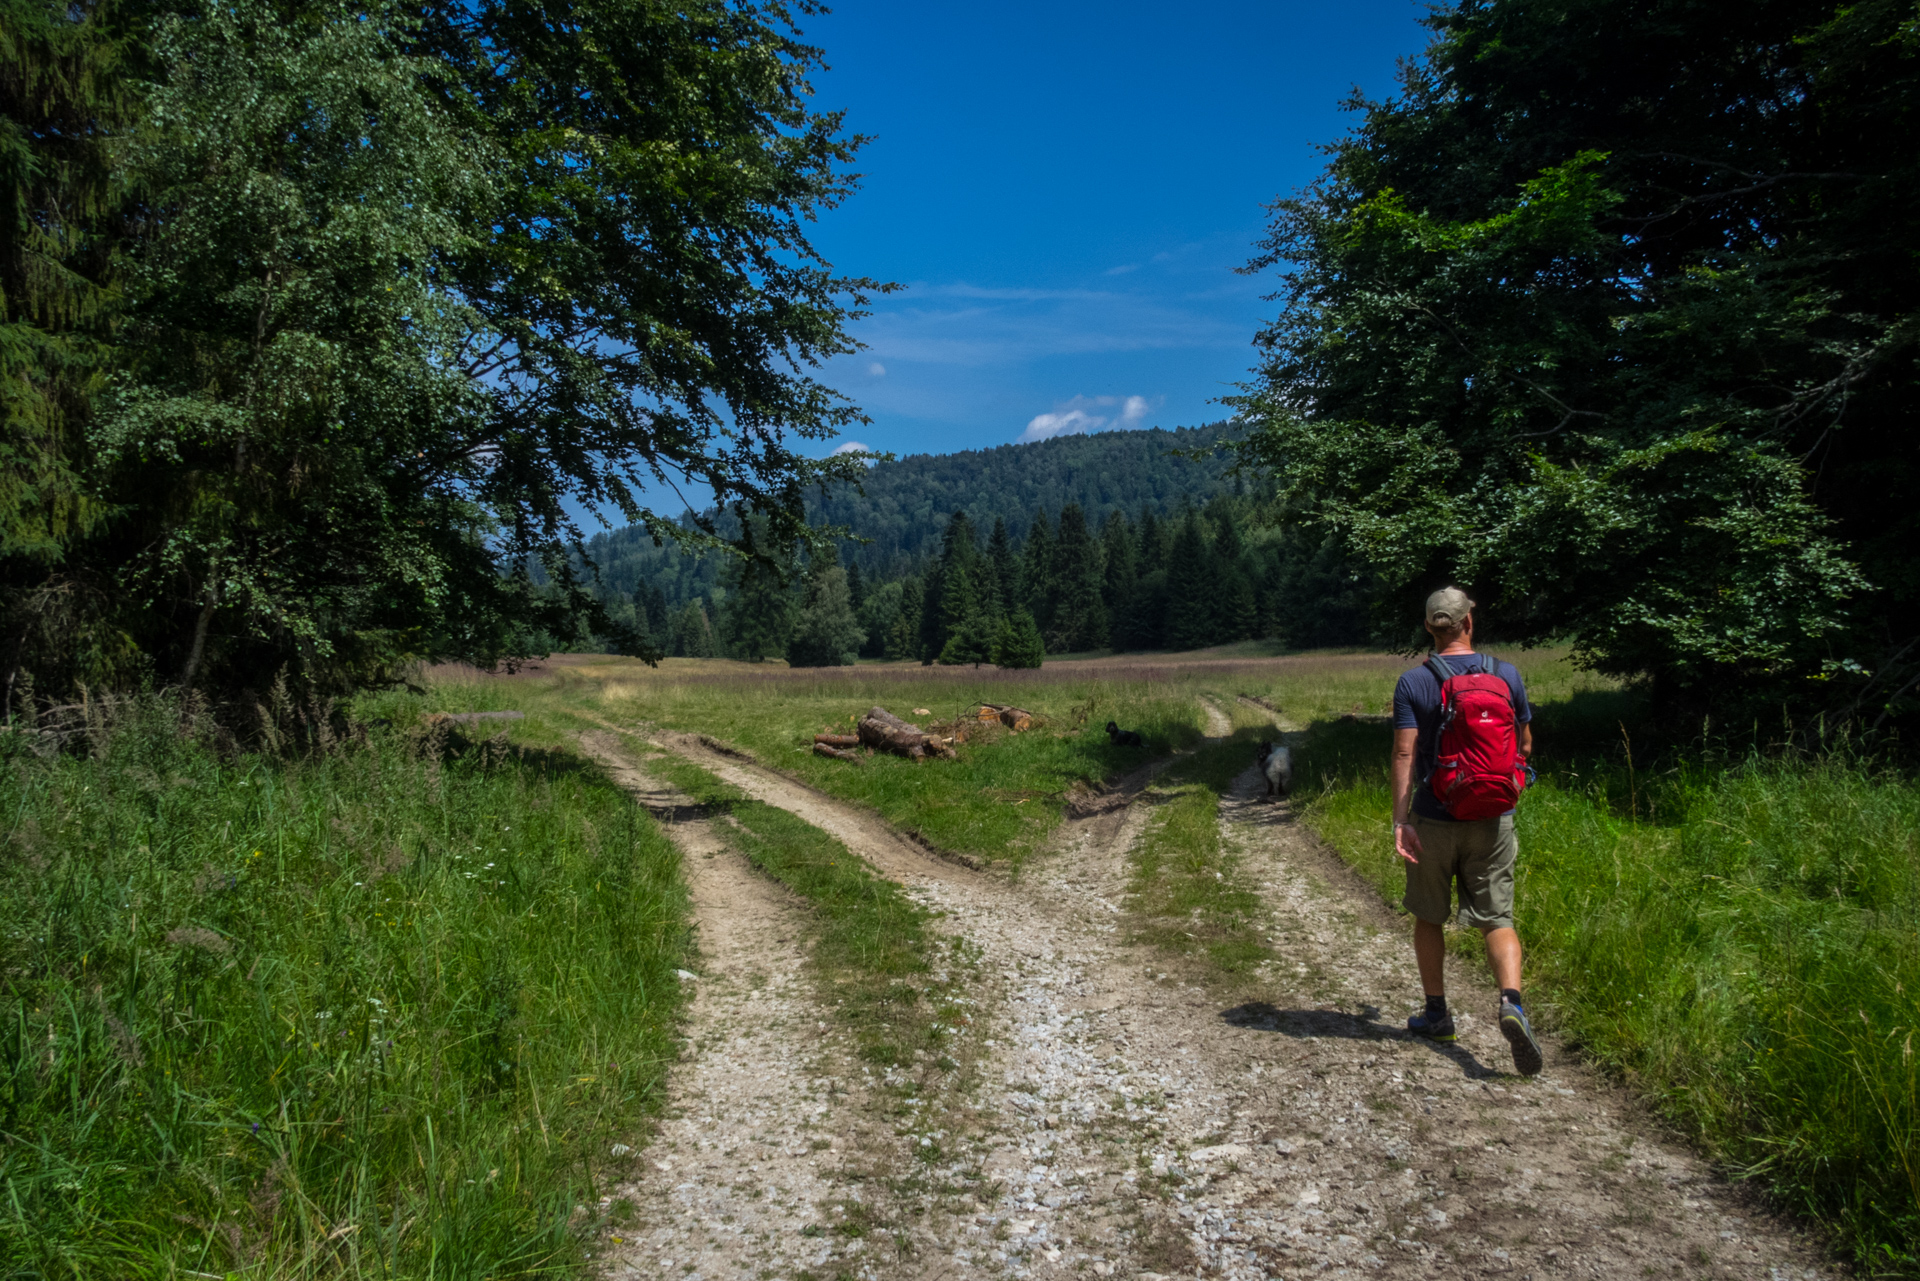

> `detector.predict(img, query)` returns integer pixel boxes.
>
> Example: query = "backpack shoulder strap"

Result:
[1425,651,1454,683]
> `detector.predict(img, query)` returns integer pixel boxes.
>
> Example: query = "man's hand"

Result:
[1390,727,1421,864]
[1394,820,1423,865]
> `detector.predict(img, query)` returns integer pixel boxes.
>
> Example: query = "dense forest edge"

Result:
[569,422,1376,668]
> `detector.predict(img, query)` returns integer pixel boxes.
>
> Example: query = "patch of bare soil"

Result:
[576,734,926,1281]
[623,726,1836,1281]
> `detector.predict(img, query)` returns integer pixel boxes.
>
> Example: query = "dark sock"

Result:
[1501,988,1523,1009]
[1424,994,1448,1019]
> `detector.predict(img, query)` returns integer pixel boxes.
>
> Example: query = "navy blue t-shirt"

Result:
[1392,652,1532,821]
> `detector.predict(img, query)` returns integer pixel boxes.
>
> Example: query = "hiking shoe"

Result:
[1500,998,1544,1076]
[1407,1009,1456,1042]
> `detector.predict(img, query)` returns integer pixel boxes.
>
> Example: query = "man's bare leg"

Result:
[1414,917,1447,996]
[1483,925,1522,991]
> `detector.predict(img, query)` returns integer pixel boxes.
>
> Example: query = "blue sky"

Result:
[798,0,1435,460]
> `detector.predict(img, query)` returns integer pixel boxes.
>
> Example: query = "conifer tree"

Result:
[1020,508,1055,636]
[889,575,924,660]
[1164,512,1215,651]
[1210,499,1252,641]
[985,515,1018,619]
[720,556,794,661]
[787,564,863,667]
[0,0,132,698]
[1135,508,1168,573]
[845,559,866,614]
[994,609,1045,669]
[673,599,718,657]
[1100,510,1137,641]
[922,511,982,657]
[635,581,671,653]
[1050,503,1107,652]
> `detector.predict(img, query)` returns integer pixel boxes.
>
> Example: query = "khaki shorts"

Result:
[1403,813,1517,931]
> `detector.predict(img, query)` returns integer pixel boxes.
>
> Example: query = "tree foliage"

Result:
[0,0,881,701]
[1230,0,1915,713]
[0,0,128,698]
[786,563,862,667]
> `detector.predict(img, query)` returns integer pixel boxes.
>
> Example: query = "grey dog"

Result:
[1255,741,1292,798]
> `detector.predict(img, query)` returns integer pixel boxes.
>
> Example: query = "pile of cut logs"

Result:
[810,703,1034,763]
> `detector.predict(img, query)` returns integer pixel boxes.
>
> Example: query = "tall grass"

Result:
[1297,709,1920,1272]
[0,703,687,1279]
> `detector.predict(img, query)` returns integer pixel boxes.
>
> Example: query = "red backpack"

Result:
[1426,653,1531,820]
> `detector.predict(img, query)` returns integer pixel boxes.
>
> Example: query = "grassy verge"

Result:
[1296,711,1920,1271]
[641,751,974,1094]
[1125,733,1276,975]
[1,701,687,1280]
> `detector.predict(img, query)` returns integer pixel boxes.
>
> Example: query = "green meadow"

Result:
[1,701,687,1279]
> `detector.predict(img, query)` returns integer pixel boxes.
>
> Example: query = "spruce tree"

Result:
[1164,512,1215,651]
[922,510,982,659]
[633,581,667,651]
[673,599,718,657]
[985,515,1018,619]
[1100,510,1138,645]
[994,609,1045,669]
[1135,508,1168,573]
[787,565,864,667]
[0,1,130,697]
[1210,499,1251,641]
[845,559,866,614]
[1020,508,1055,637]
[889,575,924,660]
[720,556,794,661]
[1050,503,1108,652]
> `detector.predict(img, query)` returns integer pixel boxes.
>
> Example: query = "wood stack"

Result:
[856,706,957,761]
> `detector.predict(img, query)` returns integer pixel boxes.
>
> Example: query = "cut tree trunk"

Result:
[813,743,861,763]
[813,733,860,748]
[977,703,1034,731]
[857,706,955,761]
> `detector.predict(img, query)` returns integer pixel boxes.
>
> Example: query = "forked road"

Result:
[594,725,1833,1281]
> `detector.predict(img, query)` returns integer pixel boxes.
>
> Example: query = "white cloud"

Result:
[1018,394,1160,443]
[866,362,887,377]
[829,440,872,455]
[1104,262,1139,276]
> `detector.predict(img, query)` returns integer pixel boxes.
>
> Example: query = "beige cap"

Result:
[1425,586,1475,629]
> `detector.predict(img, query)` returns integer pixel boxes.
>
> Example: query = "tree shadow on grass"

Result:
[1219,1000,1506,1079]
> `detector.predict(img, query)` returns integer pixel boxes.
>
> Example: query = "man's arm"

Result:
[1391,726,1422,863]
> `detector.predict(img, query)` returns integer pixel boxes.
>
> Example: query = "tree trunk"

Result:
[813,733,860,748]
[813,742,861,763]
[857,705,955,760]
[180,582,219,690]
[978,703,1034,731]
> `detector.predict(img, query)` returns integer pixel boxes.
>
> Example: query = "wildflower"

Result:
[251,1122,260,1135]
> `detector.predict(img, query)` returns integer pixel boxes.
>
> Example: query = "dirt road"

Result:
[587,725,1834,1281]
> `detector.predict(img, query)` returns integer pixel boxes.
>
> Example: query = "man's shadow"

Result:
[1219,1001,1505,1079]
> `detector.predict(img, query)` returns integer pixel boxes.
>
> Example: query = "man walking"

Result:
[1390,587,1544,1075]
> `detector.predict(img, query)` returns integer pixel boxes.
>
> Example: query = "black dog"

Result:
[1105,720,1144,746]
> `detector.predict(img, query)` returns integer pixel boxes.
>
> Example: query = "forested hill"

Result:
[812,422,1238,575]
[582,422,1240,607]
